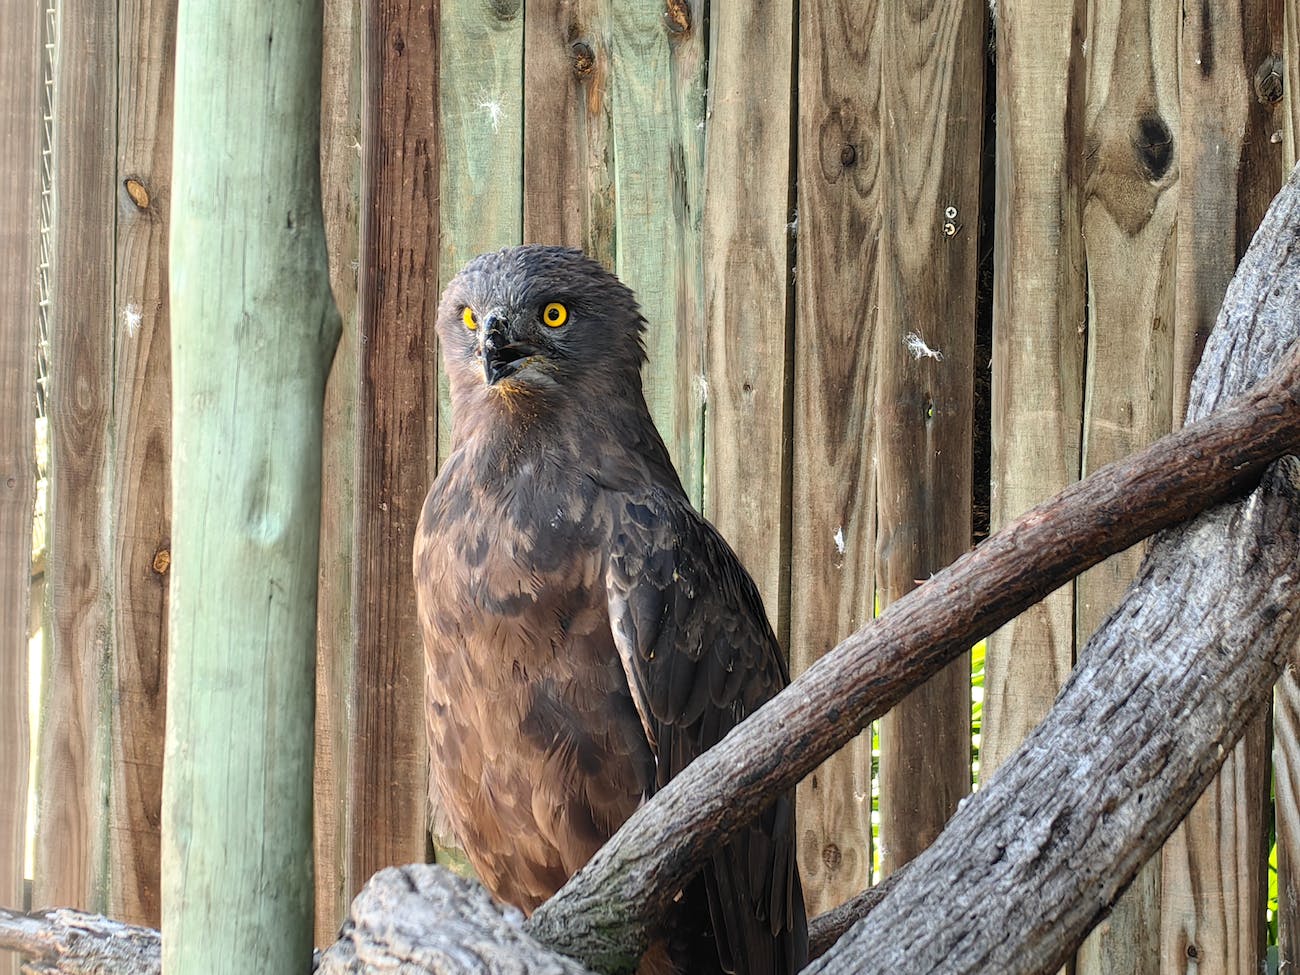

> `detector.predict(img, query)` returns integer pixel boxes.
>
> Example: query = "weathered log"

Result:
[315,866,594,975]
[524,163,1300,972]
[0,906,159,975]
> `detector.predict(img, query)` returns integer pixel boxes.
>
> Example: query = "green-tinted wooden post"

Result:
[163,0,340,969]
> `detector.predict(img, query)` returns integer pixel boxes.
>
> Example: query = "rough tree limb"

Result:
[524,163,1300,972]
[3,173,1297,975]
[314,867,594,975]
[0,907,159,975]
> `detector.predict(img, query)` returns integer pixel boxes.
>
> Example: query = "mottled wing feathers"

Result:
[605,488,808,975]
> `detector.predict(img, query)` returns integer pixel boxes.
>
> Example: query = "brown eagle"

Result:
[414,245,807,974]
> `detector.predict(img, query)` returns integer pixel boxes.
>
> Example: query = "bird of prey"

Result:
[414,245,807,975]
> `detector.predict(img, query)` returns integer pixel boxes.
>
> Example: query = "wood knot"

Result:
[840,144,857,167]
[571,41,595,76]
[124,178,150,210]
[821,843,842,871]
[1254,55,1283,105]
[152,547,171,575]
[1133,113,1173,182]
[664,0,690,35]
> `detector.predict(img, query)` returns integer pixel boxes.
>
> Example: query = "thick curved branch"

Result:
[524,164,1300,971]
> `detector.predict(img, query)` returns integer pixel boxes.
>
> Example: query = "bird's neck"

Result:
[448,377,679,493]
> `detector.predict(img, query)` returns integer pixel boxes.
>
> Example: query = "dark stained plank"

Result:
[0,0,43,967]
[874,0,985,876]
[351,0,440,891]
[789,0,883,916]
[34,0,116,914]
[107,0,177,929]
[315,0,361,943]
[701,2,795,644]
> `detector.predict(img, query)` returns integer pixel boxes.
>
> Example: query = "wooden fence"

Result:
[2,0,1298,971]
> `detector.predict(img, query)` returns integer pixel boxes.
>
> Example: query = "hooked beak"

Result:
[481,321,542,386]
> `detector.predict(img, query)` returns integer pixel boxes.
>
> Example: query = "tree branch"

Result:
[524,163,1300,971]
[0,906,160,974]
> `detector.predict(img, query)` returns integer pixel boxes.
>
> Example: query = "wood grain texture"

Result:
[608,0,706,505]
[352,0,440,889]
[315,0,361,943]
[1278,663,1300,971]
[700,2,794,643]
[108,0,176,929]
[1286,0,1299,165]
[437,0,522,461]
[521,0,617,262]
[434,0,521,859]
[1074,1,1179,970]
[1273,9,1298,970]
[163,0,339,964]
[789,0,883,916]
[36,0,117,915]
[982,0,1087,778]
[874,0,984,876]
[0,0,41,967]
[1159,5,1282,973]
[522,0,585,249]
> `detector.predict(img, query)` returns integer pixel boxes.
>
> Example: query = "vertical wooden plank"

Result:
[522,0,585,249]
[433,0,521,859]
[874,0,984,876]
[0,1,42,968]
[1280,675,1300,969]
[608,0,706,505]
[437,0,523,459]
[790,0,882,916]
[982,0,1087,779]
[1276,4,1300,964]
[36,0,116,914]
[108,0,175,928]
[1159,5,1283,973]
[1073,0,1178,970]
[521,0,618,259]
[315,0,360,942]
[351,0,440,889]
[700,3,794,639]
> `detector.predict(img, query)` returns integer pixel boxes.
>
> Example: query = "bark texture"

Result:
[0,907,159,975]
[315,866,595,975]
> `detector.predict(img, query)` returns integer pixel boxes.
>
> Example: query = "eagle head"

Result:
[436,246,648,402]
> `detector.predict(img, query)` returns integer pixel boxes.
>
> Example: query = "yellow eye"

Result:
[462,306,477,331]
[542,302,568,328]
